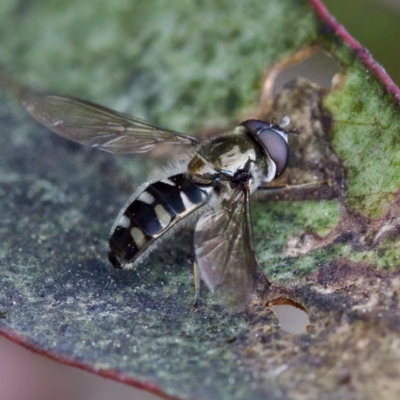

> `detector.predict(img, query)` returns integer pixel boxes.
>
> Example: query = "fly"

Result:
[23,95,294,311]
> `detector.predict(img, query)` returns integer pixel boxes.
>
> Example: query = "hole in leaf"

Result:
[260,46,341,112]
[266,297,310,334]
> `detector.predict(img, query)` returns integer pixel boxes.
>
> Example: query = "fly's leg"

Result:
[192,261,201,308]
[257,181,327,193]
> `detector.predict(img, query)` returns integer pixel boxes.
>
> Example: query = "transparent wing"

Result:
[194,184,267,311]
[23,95,198,153]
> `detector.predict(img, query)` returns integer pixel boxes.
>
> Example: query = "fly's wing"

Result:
[194,184,266,311]
[23,95,198,153]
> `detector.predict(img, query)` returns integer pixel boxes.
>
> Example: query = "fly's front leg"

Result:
[256,180,332,202]
[257,181,327,193]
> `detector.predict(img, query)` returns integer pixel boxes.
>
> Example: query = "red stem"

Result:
[309,0,400,103]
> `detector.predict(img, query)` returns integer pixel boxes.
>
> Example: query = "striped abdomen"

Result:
[108,173,211,268]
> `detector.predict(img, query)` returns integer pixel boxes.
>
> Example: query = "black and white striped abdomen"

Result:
[108,173,212,268]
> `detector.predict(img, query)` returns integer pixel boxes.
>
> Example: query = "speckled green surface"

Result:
[253,200,341,279]
[2,1,400,399]
[325,66,400,217]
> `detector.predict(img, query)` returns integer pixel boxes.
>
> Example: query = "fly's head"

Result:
[240,118,292,182]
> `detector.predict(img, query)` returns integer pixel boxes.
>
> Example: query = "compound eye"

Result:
[258,128,289,176]
[241,119,289,177]
[241,119,271,135]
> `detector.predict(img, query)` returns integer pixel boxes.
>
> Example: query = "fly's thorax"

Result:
[187,127,266,184]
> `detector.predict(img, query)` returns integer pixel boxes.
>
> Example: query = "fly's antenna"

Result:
[279,116,290,128]
[280,116,301,135]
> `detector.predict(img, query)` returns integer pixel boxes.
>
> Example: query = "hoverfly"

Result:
[23,95,294,311]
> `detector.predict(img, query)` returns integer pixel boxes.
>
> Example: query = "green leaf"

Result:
[1,1,400,399]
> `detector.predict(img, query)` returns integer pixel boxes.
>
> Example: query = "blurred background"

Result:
[323,0,400,86]
[0,336,159,400]
[0,0,399,399]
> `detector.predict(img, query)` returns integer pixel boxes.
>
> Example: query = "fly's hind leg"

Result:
[192,261,201,308]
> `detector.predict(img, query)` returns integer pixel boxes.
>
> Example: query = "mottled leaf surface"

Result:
[1,1,400,399]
